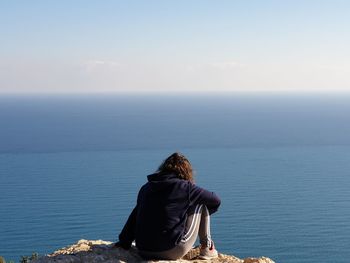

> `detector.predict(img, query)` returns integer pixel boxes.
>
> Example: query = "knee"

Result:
[201,205,210,216]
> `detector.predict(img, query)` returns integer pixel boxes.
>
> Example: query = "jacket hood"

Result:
[147,172,179,182]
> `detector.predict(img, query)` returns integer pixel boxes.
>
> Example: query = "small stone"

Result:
[243,257,276,263]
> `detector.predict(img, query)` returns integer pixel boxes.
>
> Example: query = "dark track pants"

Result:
[138,204,213,260]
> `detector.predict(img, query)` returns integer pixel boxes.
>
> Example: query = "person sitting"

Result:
[115,152,221,260]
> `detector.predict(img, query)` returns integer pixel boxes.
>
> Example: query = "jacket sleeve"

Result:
[189,184,221,214]
[118,205,137,248]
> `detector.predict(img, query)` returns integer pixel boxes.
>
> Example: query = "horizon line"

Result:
[1,90,350,97]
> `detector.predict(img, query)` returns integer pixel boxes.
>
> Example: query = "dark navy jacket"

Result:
[118,172,221,252]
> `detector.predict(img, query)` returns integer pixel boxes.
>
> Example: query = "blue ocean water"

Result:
[0,94,350,262]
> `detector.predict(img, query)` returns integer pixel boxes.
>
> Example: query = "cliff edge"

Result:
[32,239,275,263]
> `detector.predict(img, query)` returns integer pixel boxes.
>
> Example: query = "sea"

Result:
[0,93,350,263]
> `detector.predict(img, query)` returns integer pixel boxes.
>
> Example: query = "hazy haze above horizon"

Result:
[1,0,350,94]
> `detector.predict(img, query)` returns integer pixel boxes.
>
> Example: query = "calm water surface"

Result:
[1,94,350,262]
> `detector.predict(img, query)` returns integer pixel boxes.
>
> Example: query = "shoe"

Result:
[199,241,218,260]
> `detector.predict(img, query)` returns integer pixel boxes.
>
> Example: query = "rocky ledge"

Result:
[32,239,275,263]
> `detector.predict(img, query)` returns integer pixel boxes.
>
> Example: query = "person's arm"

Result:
[117,205,137,249]
[189,184,221,214]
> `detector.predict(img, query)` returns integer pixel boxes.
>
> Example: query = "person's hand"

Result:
[114,241,131,250]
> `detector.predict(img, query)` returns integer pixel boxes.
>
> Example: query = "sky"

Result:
[1,0,350,94]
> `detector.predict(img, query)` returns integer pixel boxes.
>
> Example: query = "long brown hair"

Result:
[158,152,194,182]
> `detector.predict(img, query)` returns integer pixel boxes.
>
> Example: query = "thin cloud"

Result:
[185,61,245,72]
[84,60,123,72]
[209,61,246,69]
[316,64,350,73]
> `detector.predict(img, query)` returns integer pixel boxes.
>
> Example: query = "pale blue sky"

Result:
[1,0,350,93]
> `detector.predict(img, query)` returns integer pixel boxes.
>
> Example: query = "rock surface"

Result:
[32,239,275,263]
